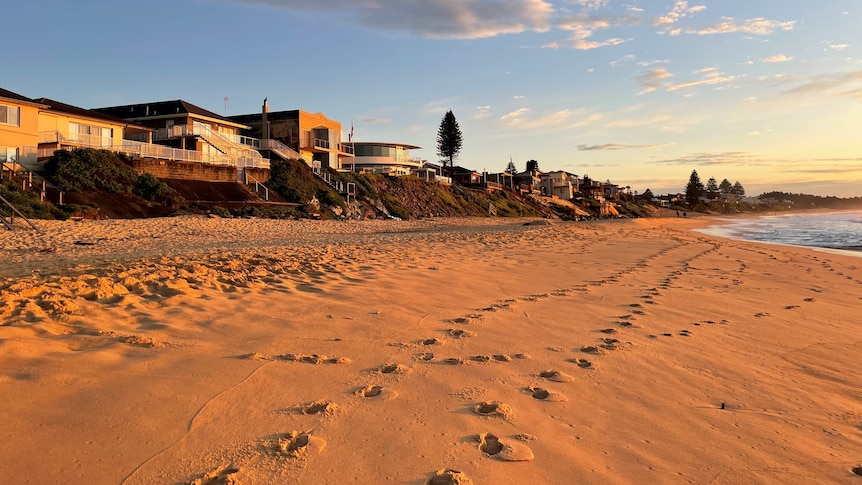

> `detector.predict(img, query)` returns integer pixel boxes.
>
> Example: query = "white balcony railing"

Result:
[37,131,269,169]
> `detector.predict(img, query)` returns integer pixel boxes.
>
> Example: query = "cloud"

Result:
[828,43,849,51]
[634,67,737,96]
[474,105,493,119]
[577,142,675,151]
[784,69,862,99]
[762,54,792,63]
[654,1,707,28]
[635,68,673,93]
[499,107,602,129]
[689,17,796,36]
[651,152,763,166]
[359,116,391,123]
[229,0,554,39]
[666,69,735,92]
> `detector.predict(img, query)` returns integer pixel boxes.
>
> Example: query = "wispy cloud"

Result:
[635,68,673,93]
[499,107,602,129]
[762,54,793,63]
[666,69,735,91]
[654,1,707,32]
[578,142,676,151]
[651,152,763,166]
[229,0,554,39]
[827,43,849,51]
[784,69,862,99]
[359,116,391,123]
[688,17,796,36]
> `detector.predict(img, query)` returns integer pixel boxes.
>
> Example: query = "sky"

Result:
[3,0,861,197]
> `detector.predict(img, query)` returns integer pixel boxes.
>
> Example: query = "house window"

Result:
[0,104,20,126]
[0,146,17,163]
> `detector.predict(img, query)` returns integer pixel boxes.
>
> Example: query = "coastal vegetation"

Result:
[4,147,861,222]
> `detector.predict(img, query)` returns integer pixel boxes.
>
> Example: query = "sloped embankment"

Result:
[364,176,542,219]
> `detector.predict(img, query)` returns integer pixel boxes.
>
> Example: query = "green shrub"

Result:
[134,172,184,207]
[44,148,138,194]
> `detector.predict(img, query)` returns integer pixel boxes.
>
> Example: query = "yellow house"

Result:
[0,87,45,169]
[33,97,150,160]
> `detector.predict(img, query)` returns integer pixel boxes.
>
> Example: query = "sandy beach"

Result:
[1,215,861,484]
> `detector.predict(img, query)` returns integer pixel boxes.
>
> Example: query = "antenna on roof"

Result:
[224,96,229,116]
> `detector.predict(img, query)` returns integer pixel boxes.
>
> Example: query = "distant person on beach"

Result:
[676,210,680,217]
[683,212,687,218]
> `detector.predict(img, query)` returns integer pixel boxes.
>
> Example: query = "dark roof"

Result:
[0,87,46,107]
[229,110,300,123]
[0,87,32,102]
[94,100,238,124]
[33,98,151,130]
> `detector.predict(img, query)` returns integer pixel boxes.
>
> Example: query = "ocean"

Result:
[697,210,862,256]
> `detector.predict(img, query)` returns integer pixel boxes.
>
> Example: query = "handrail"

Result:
[245,172,269,201]
[2,161,65,205]
[0,192,40,231]
[260,138,301,160]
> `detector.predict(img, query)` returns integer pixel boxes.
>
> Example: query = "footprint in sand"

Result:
[539,370,574,382]
[476,433,535,462]
[580,345,603,355]
[418,352,436,362]
[378,363,411,375]
[448,329,475,339]
[354,384,397,400]
[472,401,514,420]
[427,468,474,485]
[187,464,239,485]
[270,431,326,458]
[851,466,862,477]
[526,386,568,402]
[299,400,340,415]
[566,358,594,369]
[421,338,442,345]
[599,328,619,334]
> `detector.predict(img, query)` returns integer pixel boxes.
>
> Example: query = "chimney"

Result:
[262,97,269,140]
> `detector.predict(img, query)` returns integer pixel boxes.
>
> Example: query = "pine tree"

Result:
[505,160,517,174]
[526,159,539,172]
[719,178,733,194]
[731,181,745,196]
[436,110,463,178]
[706,177,719,200]
[685,170,704,207]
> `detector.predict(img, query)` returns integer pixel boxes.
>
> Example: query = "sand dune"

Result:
[1,215,861,484]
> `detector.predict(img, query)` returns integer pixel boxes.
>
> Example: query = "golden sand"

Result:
[1,215,861,484]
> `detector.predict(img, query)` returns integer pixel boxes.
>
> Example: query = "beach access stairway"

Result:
[153,124,268,169]
[1,161,65,206]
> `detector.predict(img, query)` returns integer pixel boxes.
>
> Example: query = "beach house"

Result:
[228,105,353,171]
[342,141,423,176]
[34,98,153,164]
[0,88,45,169]
[539,171,579,200]
[94,100,267,169]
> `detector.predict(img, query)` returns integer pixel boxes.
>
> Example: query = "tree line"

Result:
[685,170,745,206]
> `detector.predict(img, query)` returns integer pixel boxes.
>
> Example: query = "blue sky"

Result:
[3,0,861,196]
